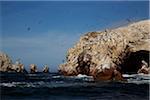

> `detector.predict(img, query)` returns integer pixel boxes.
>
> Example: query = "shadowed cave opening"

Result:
[120,50,149,74]
[76,52,91,75]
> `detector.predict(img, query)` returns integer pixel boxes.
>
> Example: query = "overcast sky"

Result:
[0,1,149,72]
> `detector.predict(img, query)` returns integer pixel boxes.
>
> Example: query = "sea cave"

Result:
[120,50,149,74]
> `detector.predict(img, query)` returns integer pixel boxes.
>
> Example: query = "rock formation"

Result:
[59,20,150,81]
[30,64,38,73]
[12,60,26,73]
[0,52,27,73]
[42,65,49,73]
[0,52,13,72]
[137,60,150,74]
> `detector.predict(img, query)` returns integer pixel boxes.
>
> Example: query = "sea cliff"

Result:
[59,20,150,80]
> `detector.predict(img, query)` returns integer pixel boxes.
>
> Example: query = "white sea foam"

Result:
[52,75,61,78]
[77,74,88,78]
[76,74,94,81]
[0,73,149,88]
[123,74,150,84]
[0,83,16,87]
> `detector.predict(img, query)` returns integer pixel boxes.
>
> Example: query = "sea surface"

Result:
[0,73,149,100]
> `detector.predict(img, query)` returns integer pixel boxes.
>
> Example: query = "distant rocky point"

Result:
[0,52,27,73]
[59,20,150,81]
[0,52,13,72]
[0,52,49,73]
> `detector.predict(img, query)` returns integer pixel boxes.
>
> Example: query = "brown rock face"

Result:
[59,20,150,80]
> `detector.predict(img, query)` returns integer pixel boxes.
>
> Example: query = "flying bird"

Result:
[27,27,31,31]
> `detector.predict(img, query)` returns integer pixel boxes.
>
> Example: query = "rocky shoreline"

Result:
[59,20,150,81]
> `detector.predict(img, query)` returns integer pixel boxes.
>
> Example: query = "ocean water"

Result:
[0,73,149,100]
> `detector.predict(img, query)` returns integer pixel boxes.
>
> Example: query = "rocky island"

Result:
[59,20,150,81]
[0,52,25,73]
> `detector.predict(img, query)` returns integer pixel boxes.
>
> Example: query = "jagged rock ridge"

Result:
[0,52,13,72]
[0,52,26,73]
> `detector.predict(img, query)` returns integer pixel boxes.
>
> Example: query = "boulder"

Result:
[137,60,150,74]
[59,20,150,81]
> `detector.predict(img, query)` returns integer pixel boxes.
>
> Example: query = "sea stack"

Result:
[30,64,38,73]
[0,52,27,73]
[43,65,49,73]
[59,20,150,81]
[0,52,13,72]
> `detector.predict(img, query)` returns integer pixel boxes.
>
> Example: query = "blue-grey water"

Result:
[0,73,149,100]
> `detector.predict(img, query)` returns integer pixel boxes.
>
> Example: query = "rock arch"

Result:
[120,50,149,74]
[59,20,150,80]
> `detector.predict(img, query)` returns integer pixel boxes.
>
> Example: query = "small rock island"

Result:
[0,52,25,73]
